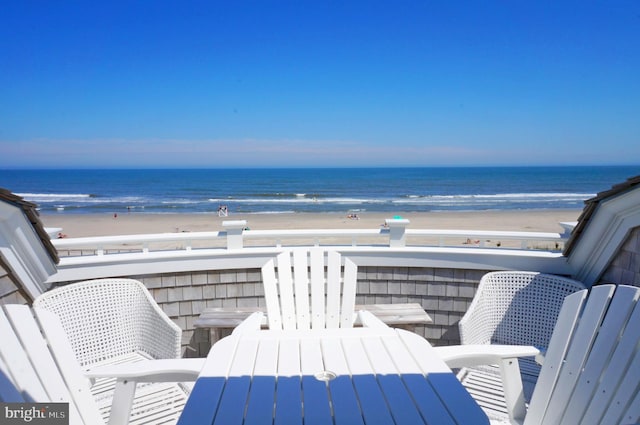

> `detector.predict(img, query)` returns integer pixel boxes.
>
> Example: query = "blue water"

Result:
[1,166,638,215]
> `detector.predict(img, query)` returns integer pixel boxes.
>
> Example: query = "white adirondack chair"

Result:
[260,249,363,330]
[455,271,585,418]
[0,304,202,425]
[438,284,640,425]
[33,278,202,424]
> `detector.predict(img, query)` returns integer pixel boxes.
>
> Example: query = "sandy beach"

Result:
[41,209,582,238]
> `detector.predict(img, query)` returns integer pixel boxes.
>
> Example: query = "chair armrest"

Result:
[232,312,264,334]
[356,310,389,329]
[86,358,204,383]
[435,344,540,369]
[435,344,539,424]
[87,358,204,425]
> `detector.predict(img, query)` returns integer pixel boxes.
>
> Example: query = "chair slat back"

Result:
[325,250,341,328]
[576,285,640,424]
[262,258,283,330]
[0,305,103,425]
[6,306,73,405]
[525,284,640,425]
[340,257,358,329]
[309,249,325,329]
[33,308,104,425]
[293,249,311,329]
[0,306,49,402]
[275,251,296,330]
[0,354,25,402]
[262,249,358,330]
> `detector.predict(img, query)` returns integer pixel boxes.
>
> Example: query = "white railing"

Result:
[53,218,570,256]
[48,218,576,283]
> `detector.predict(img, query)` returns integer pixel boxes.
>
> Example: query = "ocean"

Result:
[1,166,638,215]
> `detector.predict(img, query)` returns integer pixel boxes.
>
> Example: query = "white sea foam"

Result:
[208,197,387,203]
[394,193,594,204]
[244,210,297,215]
[161,199,200,205]
[18,193,92,200]
[208,193,592,206]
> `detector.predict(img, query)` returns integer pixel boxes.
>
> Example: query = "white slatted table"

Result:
[178,326,488,424]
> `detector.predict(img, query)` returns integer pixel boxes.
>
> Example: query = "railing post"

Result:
[385,218,410,247]
[223,220,247,250]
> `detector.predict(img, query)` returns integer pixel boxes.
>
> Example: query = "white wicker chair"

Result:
[456,271,586,421]
[33,278,194,424]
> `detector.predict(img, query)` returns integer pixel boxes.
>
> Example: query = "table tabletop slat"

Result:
[401,374,456,425]
[274,376,303,425]
[376,374,427,425]
[277,338,301,376]
[176,377,226,425]
[320,337,350,375]
[351,375,396,424]
[329,375,365,425]
[300,338,323,375]
[360,335,397,374]
[359,335,428,424]
[253,338,279,376]
[428,373,490,424]
[229,338,260,377]
[341,337,374,375]
[301,375,333,425]
[244,376,276,425]
[213,376,251,425]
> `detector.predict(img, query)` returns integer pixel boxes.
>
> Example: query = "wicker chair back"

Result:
[34,278,181,367]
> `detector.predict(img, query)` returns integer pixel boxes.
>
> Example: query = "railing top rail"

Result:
[52,227,565,249]
[407,229,564,240]
[243,228,385,237]
[53,231,224,247]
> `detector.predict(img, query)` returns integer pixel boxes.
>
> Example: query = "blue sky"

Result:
[1,1,639,168]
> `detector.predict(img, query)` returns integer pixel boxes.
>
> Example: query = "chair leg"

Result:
[209,328,221,345]
[108,379,136,425]
[500,357,527,424]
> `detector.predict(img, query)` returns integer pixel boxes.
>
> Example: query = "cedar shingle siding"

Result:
[598,226,640,287]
